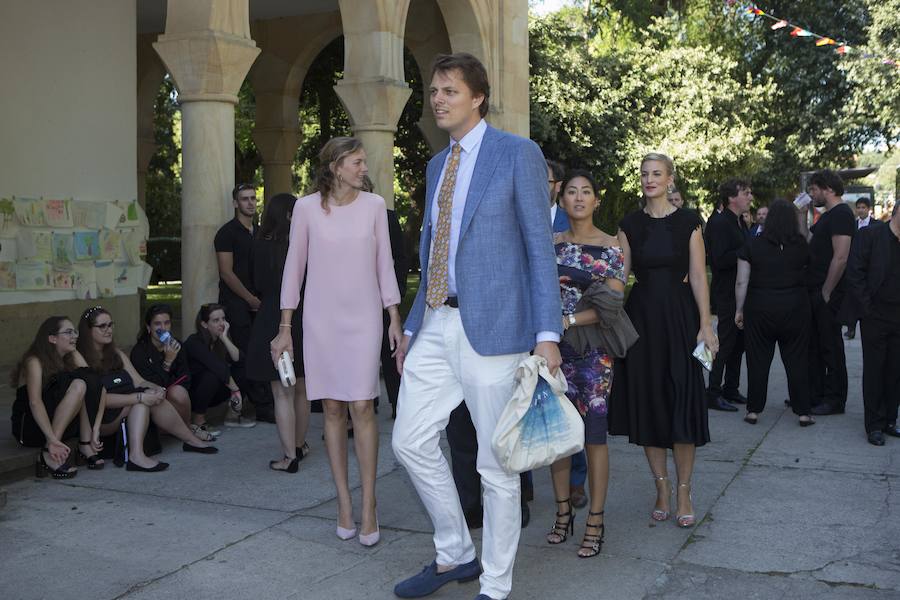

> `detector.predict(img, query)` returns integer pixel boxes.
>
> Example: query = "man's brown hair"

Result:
[431,53,490,118]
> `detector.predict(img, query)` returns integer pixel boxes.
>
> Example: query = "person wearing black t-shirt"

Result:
[214,183,274,423]
[802,170,854,416]
[704,179,753,412]
[734,200,815,426]
[841,203,900,445]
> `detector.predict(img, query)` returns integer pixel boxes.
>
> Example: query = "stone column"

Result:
[335,0,412,208]
[153,0,259,335]
[252,91,301,201]
[136,33,166,209]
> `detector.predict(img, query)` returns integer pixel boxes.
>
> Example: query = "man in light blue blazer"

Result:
[392,54,562,600]
[547,158,570,233]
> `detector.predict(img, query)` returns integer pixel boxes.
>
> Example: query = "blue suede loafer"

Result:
[394,558,481,598]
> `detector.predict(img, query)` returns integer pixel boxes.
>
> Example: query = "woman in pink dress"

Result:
[271,137,402,547]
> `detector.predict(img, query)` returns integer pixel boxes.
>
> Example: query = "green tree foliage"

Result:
[530,7,774,228]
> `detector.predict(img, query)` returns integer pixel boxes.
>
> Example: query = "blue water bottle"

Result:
[156,329,172,344]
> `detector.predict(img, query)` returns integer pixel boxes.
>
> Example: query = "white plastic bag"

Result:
[491,355,584,474]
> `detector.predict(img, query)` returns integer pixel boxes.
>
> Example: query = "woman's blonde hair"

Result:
[316,136,364,213]
[640,152,675,176]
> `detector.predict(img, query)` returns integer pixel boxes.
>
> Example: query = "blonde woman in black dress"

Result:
[609,153,718,528]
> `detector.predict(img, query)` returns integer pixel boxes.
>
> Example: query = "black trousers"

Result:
[188,367,251,415]
[744,290,811,415]
[808,289,848,409]
[447,402,532,511]
[708,297,745,400]
[860,313,900,433]
[379,311,401,407]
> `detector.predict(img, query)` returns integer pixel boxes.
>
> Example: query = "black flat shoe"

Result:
[126,461,169,472]
[708,396,738,412]
[295,442,310,461]
[724,392,748,405]
[867,431,885,446]
[183,443,218,454]
[743,413,758,425]
[799,416,816,427]
[269,455,300,473]
[811,403,844,416]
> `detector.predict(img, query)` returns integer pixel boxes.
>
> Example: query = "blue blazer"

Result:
[552,205,570,233]
[405,125,563,356]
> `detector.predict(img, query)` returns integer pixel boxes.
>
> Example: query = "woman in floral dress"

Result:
[545,170,633,559]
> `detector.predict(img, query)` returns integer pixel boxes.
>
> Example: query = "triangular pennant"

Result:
[836,45,851,55]
[815,38,836,46]
[771,20,789,30]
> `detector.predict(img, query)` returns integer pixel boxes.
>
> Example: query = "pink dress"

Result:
[281,191,401,401]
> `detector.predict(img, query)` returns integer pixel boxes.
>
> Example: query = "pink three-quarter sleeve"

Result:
[374,202,402,308]
[280,199,308,310]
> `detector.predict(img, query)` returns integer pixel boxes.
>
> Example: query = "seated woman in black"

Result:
[10,316,106,478]
[76,306,216,472]
[183,303,249,432]
[129,304,210,438]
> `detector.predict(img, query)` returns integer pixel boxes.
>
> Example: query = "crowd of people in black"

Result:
[8,50,899,600]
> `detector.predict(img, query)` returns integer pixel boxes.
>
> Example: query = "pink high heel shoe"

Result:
[336,524,358,540]
[358,520,380,547]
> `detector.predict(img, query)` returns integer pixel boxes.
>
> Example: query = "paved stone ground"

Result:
[1,338,898,600]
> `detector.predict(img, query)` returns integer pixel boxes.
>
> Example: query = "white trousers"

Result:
[392,306,526,600]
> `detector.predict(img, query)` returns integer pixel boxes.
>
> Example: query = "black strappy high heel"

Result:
[36,448,77,479]
[77,441,105,470]
[578,510,605,558]
[547,498,575,544]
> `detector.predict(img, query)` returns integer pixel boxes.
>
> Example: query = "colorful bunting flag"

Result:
[738,3,899,69]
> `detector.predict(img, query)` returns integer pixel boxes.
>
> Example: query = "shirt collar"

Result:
[450,119,487,155]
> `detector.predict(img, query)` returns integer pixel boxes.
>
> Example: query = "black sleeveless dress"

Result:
[608,208,710,448]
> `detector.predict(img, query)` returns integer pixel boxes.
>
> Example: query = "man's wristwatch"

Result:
[567,314,577,328]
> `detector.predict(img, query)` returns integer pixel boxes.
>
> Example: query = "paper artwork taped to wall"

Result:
[14,198,45,226]
[15,262,50,289]
[95,260,115,298]
[72,201,105,229]
[43,199,74,227]
[52,233,75,268]
[104,204,123,231]
[52,269,75,289]
[0,238,15,262]
[99,230,122,260]
[0,198,16,235]
[72,263,97,300]
[16,230,53,262]
[74,231,101,261]
[0,262,15,289]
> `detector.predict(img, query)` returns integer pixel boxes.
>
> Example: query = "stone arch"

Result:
[404,0,452,153]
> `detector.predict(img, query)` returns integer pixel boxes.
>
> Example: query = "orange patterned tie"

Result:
[426,144,462,308]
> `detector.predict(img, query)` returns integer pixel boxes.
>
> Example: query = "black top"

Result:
[183,333,233,386]
[387,209,410,298]
[739,236,809,291]
[214,217,256,306]
[705,208,748,300]
[874,229,900,306]
[807,203,854,289]
[620,208,703,284]
[130,338,190,388]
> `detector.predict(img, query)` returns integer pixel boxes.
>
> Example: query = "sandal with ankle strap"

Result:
[77,440,105,470]
[651,476,672,521]
[269,455,300,473]
[676,482,696,528]
[36,448,77,479]
[578,510,605,558]
[546,498,574,544]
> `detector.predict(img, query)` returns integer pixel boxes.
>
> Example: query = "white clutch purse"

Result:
[692,341,713,371]
[277,351,297,387]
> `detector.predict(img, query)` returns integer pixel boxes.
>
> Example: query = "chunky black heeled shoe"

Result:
[78,441,105,470]
[547,498,574,544]
[36,448,77,479]
[269,455,300,473]
[578,510,605,558]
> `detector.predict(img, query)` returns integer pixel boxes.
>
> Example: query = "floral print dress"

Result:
[556,241,627,424]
